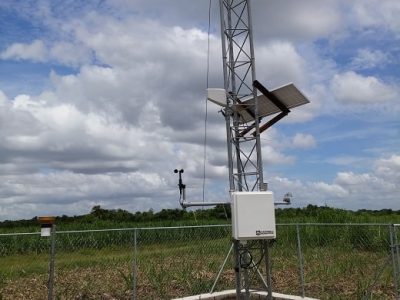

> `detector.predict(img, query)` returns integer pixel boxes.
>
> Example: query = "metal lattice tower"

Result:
[176,1,309,298]
[219,0,265,193]
[219,2,274,298]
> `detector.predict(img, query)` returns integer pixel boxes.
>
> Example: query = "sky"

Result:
[0,0,399,221]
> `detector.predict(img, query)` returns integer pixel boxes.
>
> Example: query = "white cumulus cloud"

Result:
[351,0,400,34]
[0,0,399,220]
[292,133,317,149]
[0,39,47,62]
[257,41,306,88]
[269,152,400,210]
[331,71,398,104]
[350,48,390,70]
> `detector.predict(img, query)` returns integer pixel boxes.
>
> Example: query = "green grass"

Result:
[0,224,399,299]
[0,253,49,279]
[0,237,233,299]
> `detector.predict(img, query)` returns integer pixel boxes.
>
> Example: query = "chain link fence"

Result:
[393,224,400,298]
[1,223,399,299]
[282,224,398,299]
[0,232,51,299]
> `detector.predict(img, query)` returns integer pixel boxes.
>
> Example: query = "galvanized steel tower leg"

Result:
[234,240,242,298]
[263,240,273,300]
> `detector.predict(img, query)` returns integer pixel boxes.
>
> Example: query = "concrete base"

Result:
[172,289,319,300]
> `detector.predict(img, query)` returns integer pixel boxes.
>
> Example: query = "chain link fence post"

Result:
[396,225,400,291]
[393,224,400,299]
[390,224,399,299]
[295,224,305,298]
[48,224,56,300]
[132,228,138,300]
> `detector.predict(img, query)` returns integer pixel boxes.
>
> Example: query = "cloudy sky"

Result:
[0,0,399,221]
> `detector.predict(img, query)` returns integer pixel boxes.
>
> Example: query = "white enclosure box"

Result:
[231,191,276,240]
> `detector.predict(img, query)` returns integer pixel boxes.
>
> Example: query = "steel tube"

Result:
[219,0,235,193]
[181,201,230,208]
[210,243,234,294]
[263,240,272,300]
[47,225,56,300]
[234,240,242,298]
[247,0,264,191]
[132,229,138,300]
[296,224,305,297]
[390,225,399,299]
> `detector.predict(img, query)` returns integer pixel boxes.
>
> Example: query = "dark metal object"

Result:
[253,80,290,135]
[174,169,186,198]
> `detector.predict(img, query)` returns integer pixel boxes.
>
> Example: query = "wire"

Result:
[239,241,270,270]
[202,0,212,204]
[239,248,253,269]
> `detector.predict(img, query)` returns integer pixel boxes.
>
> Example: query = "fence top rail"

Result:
[0,231,40,237]
[50,224,230,235]
[278,223,392,227]
[0,223,397,236]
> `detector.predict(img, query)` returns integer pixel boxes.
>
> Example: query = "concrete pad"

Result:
[172,289,319,300]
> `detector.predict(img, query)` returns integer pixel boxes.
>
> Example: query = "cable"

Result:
[239,241,269,270]
[202,0,212,204]
[239,248,253,269]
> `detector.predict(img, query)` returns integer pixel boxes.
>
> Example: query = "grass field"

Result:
[1,224,399,299]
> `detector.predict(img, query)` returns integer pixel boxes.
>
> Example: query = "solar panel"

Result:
[235,83,310,123]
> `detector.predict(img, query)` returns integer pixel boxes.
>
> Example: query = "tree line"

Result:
[1,204,400,229]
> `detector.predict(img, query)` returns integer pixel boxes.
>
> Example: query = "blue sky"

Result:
[0,0,399,220]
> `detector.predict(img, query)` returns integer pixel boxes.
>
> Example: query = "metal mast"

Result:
[175,1,310,298]
[219,1,272,298]
[219,0,265,193]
